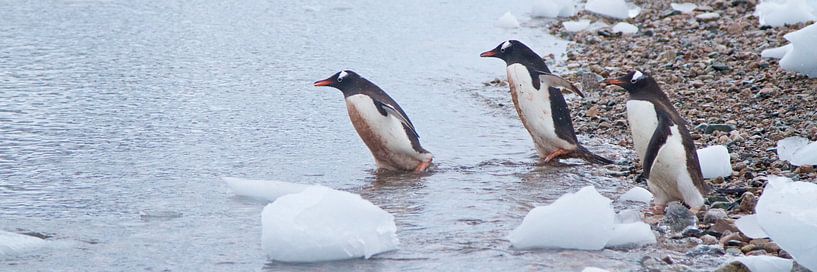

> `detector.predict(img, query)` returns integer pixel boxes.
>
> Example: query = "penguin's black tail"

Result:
[574,146,614,165]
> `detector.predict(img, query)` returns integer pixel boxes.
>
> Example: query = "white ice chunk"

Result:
[735,214,769,239]
[615,209,643,224]
[562,20,592,32]
[532,0,578,18]
[779,23,817,78]
[761,44,793,59]
[223,177,310,202]
[605,222,656,248]
[754,0,817,27]
[582,267,611,272]
[756,176,817,271]
[719,256,794,272]
[696,145,732,179]
[776,136,817,165]
[612,22,638,34]
[496,11,521,29]
[261,186,398,262]
[671,3,697,13]
[587,21,611,31]
[509,186,615,250]
[0,231,48,256]
[618,187,653,203]
[586,0,631,19]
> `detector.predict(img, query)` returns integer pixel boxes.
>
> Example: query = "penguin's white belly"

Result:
[626,100,659,161]
[345,94,427,170]
[649,125,704,207]
[506,64,572,154]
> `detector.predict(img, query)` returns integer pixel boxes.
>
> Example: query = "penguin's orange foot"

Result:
[653,204,666,215]
[414,161,431,173]
[543,148,571,162]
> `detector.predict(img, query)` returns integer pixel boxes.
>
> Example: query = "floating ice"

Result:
[618,187,653,203]
[585,0,630,19]
[754,0,817,27]
[761,44,793,59]
[670,3,697,13]
[562,20,591,32]
[612,22,638,34]
[261,186,398,262]
[223,177,310,202]
[779,23,817,78]
[605,221,656,248]
[0,231,48,256]
[696,145,732,179]
[756,176,817,271]
[735,214,768,239]
[582,267,611,272]
[532,0,577,18]
[776,136,817,166]
[496,11,521,29]
[719,256,794,272]
[509,186,615,250]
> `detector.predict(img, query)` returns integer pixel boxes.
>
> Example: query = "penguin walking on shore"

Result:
[314,70,433,172]
[480,40,613,164]
[604,70,709,214]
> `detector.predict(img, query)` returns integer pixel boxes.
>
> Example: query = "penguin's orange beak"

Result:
[313,79,333,87]
[604,78,625,86]
[480,50,497,57]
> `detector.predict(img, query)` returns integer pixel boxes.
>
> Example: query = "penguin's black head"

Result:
[481,40,551,72]
[314,70,361,92]
[480,40,523,61]
[604,70,655,92]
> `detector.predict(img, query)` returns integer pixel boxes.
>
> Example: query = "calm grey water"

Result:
[1,0,726,271]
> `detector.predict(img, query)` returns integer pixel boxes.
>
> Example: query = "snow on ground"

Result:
[223,177,310,202]
[696,145,732,179]
[562,20,591,32]
[261,185,398,262]
[754,0,817,27]
[755,176,817,271]
[617,187,652,203]
[509,186,655,250]
[496,11,520,29]
[611,22,638,34]
[670,3,697,13]
[585,0,631,19]
[718,256,793,272]
[775,136,817,166]
[532,0,577,18]
[0,231,48,256]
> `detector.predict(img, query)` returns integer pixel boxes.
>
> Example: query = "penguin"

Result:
[480,40,613,164]
[314,70,433,172]
[604,70,709,214]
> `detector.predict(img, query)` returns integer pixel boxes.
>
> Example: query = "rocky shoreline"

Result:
[531,0,815,269]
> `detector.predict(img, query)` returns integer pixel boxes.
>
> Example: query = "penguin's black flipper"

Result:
[641,111,673,179]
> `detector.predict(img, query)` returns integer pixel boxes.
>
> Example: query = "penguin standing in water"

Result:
[480,40,612,164]
[605,70,709,214]
[314,70,432,172]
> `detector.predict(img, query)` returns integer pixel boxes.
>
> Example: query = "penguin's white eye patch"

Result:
[501,41,511,51]
[338,70,349,82]
[631,70,644,83]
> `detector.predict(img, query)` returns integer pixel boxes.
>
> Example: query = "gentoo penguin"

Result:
[480,40,613,164]
[604,70,709,214]
[314,70,432,172]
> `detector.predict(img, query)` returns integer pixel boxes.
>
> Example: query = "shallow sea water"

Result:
[1,0,728,271]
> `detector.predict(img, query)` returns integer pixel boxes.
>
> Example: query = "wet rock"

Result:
[711,62,731,71]
[703,208,728,224]
[682,227,704,238]
[740,244,758,253]
[687,245,725,257]
[726,240,745,247]
[709,201,733,210]
[763,242,781,253]
[738,192,757,212]
[745,249,768,256]
[701,234,719,245]
[712,218,740,233]
[715,260,751,272]
[696,123,736,134]
[586,105,601,118]
[664,202,697,232]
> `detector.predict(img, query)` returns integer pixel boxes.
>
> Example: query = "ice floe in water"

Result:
[755,176,817,271]
[223,177,310,202]
[585,0,631,19]
[0,231,48,256]
[754,0,817,27]
[696,145,732,179]
[532,0,577,18]
[775,136,817,166]
[612,22,638,34]
[261,185,398,262]
[509,186,655,250]
[670,3,697,13]
[718,256,793,272]
[618,187,653,203]
[496,11,520,29]
[562,19,591,32]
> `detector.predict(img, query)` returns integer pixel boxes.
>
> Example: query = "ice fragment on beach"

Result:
[532,0,577,18]
[696,145,732,179]
[695,12,720,20]
[670,3,697,13]
[0,231,48,256]
[760,44,792,59]
[756,176,817,271]
[261,186,398,262]
[735,214,768,239]
[562,20,591,32]
[719,256,794,272]
[496,11,521,29]
[605,221,656,248]
[618,187,653,203]
[779,23,817,78]
[612,22,638,34]
[754,0,817,27]
[585,0,631,19]
[776,136,817,166]
[223,177,310,202]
